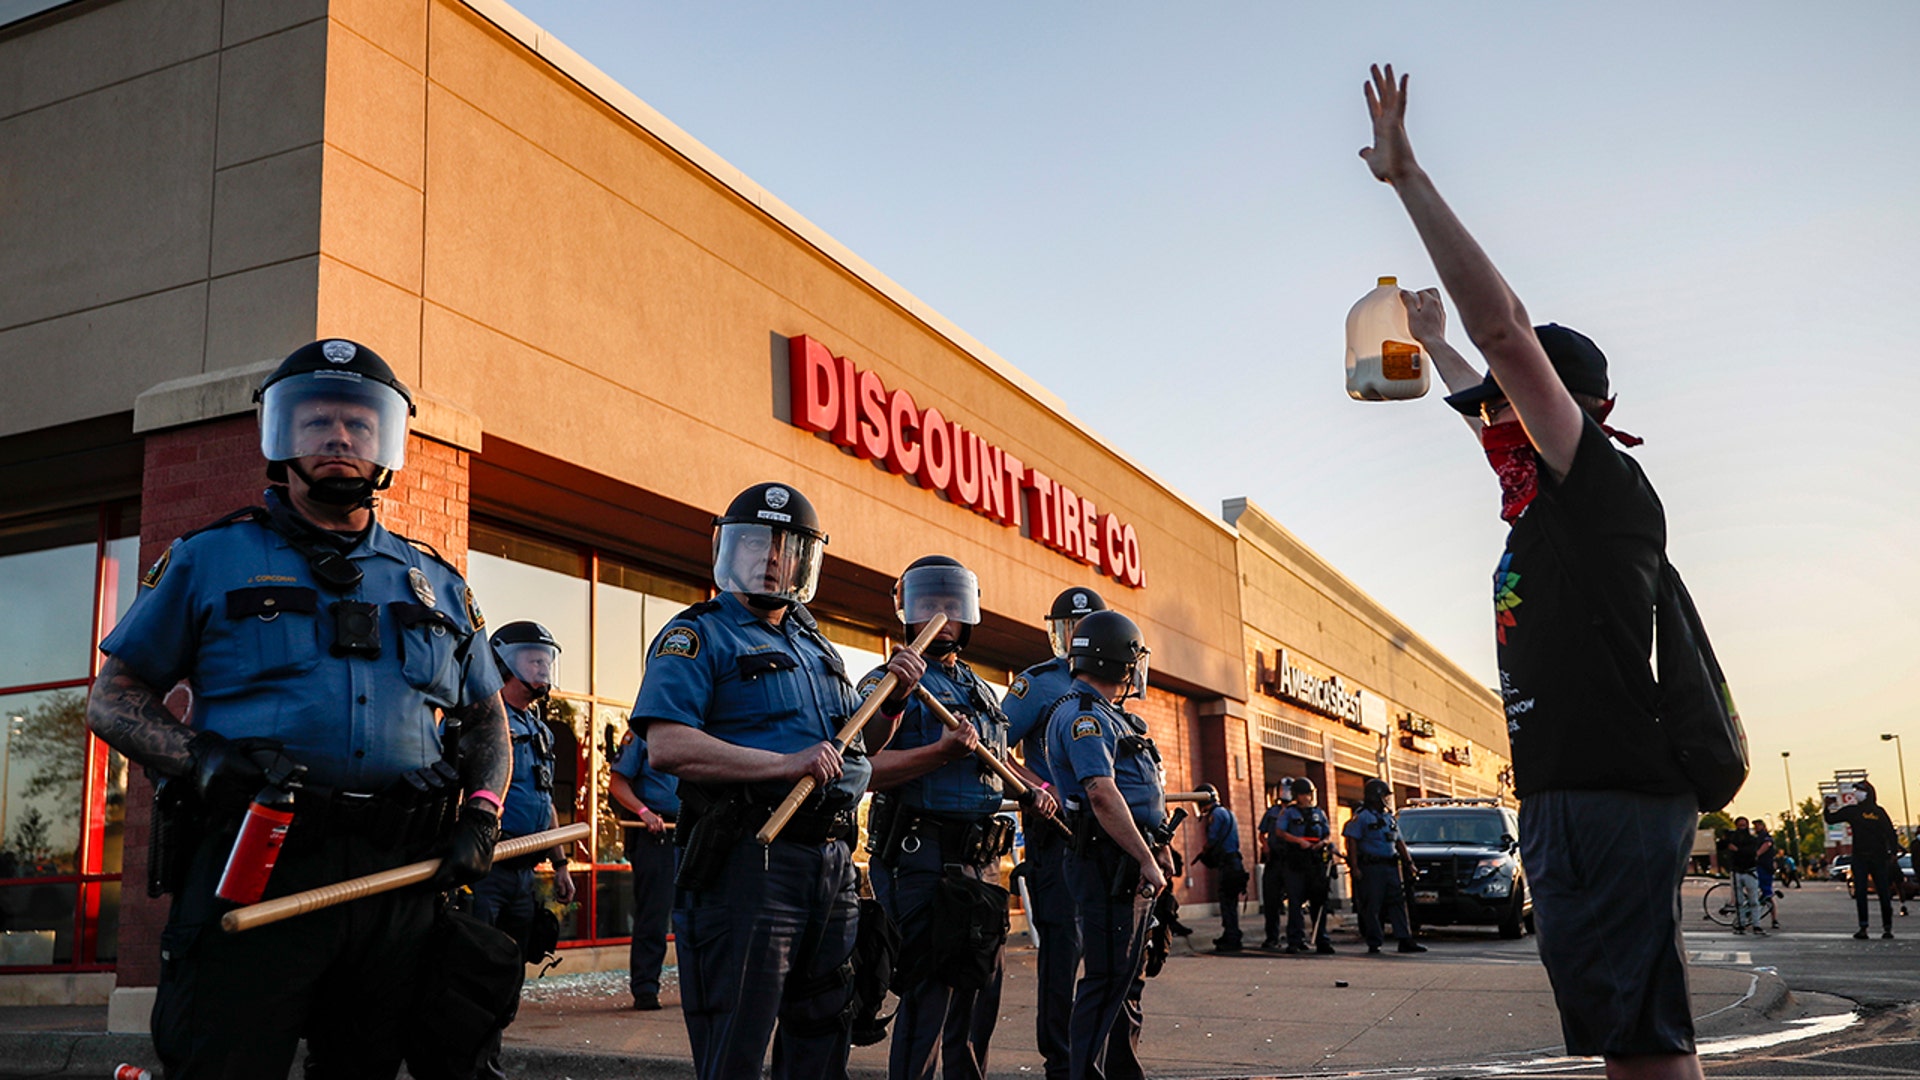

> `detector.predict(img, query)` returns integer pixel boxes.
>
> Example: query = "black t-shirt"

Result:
[1718,830,1761,873]
[1497,415,1692,797]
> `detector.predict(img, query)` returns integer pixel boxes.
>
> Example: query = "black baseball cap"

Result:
[1443,324,1611,416]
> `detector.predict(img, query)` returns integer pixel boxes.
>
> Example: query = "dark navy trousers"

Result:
[467,860,539,1080]
[1282,864,1332,948]
[872,834,1002,1079]
[625,828,676,997]
[1063,844,1152,1080]
[1025,831,1081,1080]
[674,837,859,1080]
[1354,862,1412,947]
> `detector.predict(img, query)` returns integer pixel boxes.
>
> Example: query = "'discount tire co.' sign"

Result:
[786,335,1145,588]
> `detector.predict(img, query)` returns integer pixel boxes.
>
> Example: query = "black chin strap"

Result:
[284,460,390,510]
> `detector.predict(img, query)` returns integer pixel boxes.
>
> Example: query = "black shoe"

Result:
[1284,943,1305,954]
[1213,936,1243,952]
[632,991,661,1011]
[1853,928,1869,940]
[1316,941,1337,955]
[1750,927,1767,937]
[1169,921,1195,937]
[1367,944,1382,954]
[1260,939,1280,951]
[1398,940,1428,953]
[1884,930,1896,940]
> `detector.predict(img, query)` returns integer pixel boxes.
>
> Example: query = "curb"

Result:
[0,1032,157,1075]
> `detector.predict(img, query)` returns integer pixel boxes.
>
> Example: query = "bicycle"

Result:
[1702,880,1777,929]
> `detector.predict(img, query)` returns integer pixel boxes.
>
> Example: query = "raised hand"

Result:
[1360,63,1416,184]
[1402,287,1447,345]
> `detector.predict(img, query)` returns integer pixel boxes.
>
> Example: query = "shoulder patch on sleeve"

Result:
[655,625,701,659]
[1008,674,1030,699]
[856,673,885,697]
[1071,716,1102,741]
[619,729,635,747]
[139,544,173,589]
[463,587,485,631]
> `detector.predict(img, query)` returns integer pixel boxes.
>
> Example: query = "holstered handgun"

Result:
[147,776,194,898]
[675,792,750,893]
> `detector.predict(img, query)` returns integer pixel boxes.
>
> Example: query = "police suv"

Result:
[1398,797,1532,939]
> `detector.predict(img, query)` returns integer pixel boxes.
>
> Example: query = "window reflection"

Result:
[595,562,704,705]
[0,881,75,966]
[466,525,590,696]
[0,512,97,688]
[593,703,630,866]
[0,690,86,878]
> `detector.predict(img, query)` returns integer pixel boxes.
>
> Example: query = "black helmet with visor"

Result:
[491,620,562,698]
[895,555,981,657]
[1067,610,1150,701]
[712,482,827,609]
[255,339,416,507]
[1045,587,1106,659]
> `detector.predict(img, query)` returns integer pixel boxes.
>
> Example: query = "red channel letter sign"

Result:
[787,335,1144,588]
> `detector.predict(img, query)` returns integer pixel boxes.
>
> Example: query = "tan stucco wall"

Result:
[1228,498,1506,768]
[0,0,327,435]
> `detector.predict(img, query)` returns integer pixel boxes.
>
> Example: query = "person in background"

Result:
[1752,821,1778,929]
[1275,778,1336,955]
[1343,779,1425,955]
[1194,784,1247,953]
[1825,781,1905,940]
[609,726,678,1011]
[1716,818,1764,936]
[1256,781,1293,951]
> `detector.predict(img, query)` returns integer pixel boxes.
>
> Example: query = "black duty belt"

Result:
[766,804,857,847]
[1362,855,1399,865]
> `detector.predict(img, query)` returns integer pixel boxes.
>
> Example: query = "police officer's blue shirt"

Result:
[1044,680,1166,830]
[631,592,868,808]
[1258,803,1286,848]
[1003,658,1076,788]
[99,491,501,792]
[1281,804,1331,842]
[860,656,1008,818]
[1206,805,1241,856]
[610,730,681,816]
[1343,806,1400,860]
[500,700,555,837]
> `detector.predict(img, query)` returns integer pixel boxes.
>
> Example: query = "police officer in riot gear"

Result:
[1277,777,1336,954]
[634,482,927,1080]
[1002,587,1105,1078]
[86,338,511,1077]
[467,621,577,1078]
[1256,779,1295,951]
[1044,610,1169,1080]
[609,725,678,1011]
[1343,779,1425,954]
[1195,784,1248,952]
[866,556,1056,1080]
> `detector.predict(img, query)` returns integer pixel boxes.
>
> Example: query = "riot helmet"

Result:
[894,555,980,657]
[1291,776,1317,802]
[256,339,415,507]
[1045,587,1106,660]
[1363,778,1392,810]
[1197,783,1221,809]
[491,621,561,699]
[712,482,827,609]
[1067,610,1149,700]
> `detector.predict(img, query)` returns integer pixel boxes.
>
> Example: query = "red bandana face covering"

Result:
[1480,421,1538,523]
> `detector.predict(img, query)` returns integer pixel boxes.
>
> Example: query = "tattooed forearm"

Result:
[450,692,512,796]
[86,656,195,777]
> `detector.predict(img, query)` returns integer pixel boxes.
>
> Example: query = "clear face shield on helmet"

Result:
[1123,648,1151,701]
[496,641,560,695]
[1047,617,1080,660]
[896,564,981,628]
[259,371,412,473]
[713,522,824,606]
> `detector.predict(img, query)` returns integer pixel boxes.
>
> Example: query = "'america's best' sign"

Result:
[787,335,1144,588]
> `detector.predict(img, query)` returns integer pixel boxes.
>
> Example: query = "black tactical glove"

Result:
[430,804,501,891]
[187,732,301,813]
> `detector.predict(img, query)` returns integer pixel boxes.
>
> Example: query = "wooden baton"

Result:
[911,685,1072,838]
[755,614,947,845]
[221,821,592,933]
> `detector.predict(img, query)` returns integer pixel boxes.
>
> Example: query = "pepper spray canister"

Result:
[215,782,296,905]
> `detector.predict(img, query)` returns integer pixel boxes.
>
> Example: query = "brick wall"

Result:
[116,421,471,987]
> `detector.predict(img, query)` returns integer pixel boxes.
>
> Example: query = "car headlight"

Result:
[1469,857,1508,881]
[1471,856,1514,895]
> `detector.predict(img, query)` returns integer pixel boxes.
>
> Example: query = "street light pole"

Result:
[1780,750,1798,861]
[1883,733,1911,847]
[0,716,21,851]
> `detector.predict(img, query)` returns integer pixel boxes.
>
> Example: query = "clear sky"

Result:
[501,1,1920,827]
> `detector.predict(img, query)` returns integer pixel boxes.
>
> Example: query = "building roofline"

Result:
[458,0,1234,540]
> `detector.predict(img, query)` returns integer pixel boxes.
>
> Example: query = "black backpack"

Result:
[1538,498,1749,811]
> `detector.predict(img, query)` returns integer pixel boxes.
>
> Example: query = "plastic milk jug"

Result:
[1345,276,1429,401]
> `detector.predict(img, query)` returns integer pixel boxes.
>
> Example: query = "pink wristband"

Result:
[468,789,504,813]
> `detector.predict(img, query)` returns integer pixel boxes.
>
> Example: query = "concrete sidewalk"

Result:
[0,907,1815,1079]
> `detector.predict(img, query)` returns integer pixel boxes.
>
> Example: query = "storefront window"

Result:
[467,525,591,697]
[594,560,704,703]
[0,501,136,970]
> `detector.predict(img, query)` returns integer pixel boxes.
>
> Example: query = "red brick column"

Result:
[116,422,469,988]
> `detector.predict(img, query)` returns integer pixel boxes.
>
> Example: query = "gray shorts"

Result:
[1519,789,1698,1057]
